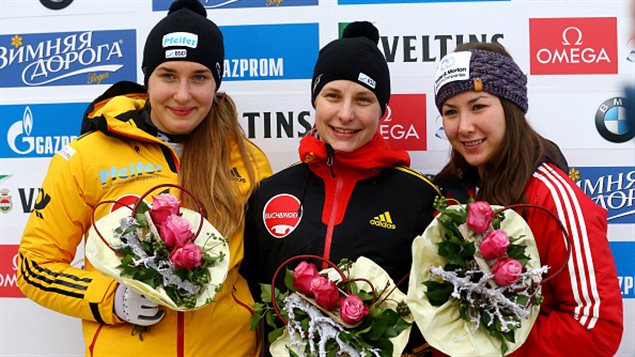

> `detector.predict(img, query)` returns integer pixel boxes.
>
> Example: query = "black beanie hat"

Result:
[311,22,391,115]
[142,0,224,89]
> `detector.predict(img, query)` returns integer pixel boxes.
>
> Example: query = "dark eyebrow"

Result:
[443,94,490,108]
[154,66,211,75]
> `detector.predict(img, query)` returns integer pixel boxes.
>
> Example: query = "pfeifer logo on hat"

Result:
[162,32,199,48]
[262,194,302,239]
[434,51,471,94]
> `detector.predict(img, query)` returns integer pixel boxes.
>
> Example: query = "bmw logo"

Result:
[39,0,73,10]
[595,97,633,143]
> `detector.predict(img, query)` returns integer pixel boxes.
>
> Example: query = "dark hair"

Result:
[435,41,564,205]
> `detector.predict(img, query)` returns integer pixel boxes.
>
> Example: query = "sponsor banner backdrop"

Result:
[611,242,635,298]
[573,166,635,224]
[222,24,318,81]
[1,103,86,158]
[0,245,22,298]
[0,30,136,88]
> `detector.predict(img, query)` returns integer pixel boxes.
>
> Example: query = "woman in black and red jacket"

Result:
[242,21,440,356]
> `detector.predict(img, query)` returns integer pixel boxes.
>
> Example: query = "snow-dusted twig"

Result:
[283,294,382,357]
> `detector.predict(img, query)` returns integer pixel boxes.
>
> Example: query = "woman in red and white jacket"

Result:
[432,41,623,356]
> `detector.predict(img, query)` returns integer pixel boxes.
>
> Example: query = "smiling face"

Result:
[314,80,382,152]
[441,91,507,174]
[147,61,216,135]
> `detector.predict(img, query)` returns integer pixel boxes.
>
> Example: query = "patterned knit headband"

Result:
[434,49,528,113]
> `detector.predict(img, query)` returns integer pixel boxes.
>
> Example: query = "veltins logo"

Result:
[0,245,23,298]
[0,30,136,87]
[1,103,84,158]
[223,24,318,81]
[379,94,426,151]
[595,97,633,143]
[152,0,317,10]
[529,18,617,75]
[609,242,634,298]
[263,194,302,238]
[571,166,635,224]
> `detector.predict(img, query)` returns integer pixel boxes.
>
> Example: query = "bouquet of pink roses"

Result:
[407,197,570,356]
[86,184,229,311]
[251,255,412,357]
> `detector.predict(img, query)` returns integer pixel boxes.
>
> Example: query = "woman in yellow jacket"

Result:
[16,0,271,355]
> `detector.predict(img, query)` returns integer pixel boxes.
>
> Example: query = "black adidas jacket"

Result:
[242,132,440,297]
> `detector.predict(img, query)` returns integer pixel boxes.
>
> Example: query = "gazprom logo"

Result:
[162,32,198,48]
[610,242,635,298]
[1,103,84,158]
[222,23,318,81]
[572,166,635,223]
[0,30,136,88]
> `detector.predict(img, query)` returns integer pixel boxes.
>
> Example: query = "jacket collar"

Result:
[298,131,410,173]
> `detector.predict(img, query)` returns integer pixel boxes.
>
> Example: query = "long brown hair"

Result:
[435,42,550,205]
[179,92,258,236]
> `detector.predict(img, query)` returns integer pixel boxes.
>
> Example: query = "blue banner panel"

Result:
[572,166,635,224]
[1,103,87,158]
[610,242,635,298]
[221,23,318,81]
[0,30,136,88]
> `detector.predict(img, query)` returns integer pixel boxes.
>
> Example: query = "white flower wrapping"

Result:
[406,205,543,356]
[86,206,230,311]
[270,257,413,357]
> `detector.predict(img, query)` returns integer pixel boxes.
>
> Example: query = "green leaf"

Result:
[268,326,284,343]
[135,213,147,226]
[373,337,394,357]
[133,268,160,288]
[502,330,516,343]
[423,281,453,306]
[288,348,300,357]
[136,200,150,214]
[249,304,264,331]
[385,316,411,338]
[265,309,277,328]
[365,315,388,341]
[284,268,297,292]
[259,284,273,304]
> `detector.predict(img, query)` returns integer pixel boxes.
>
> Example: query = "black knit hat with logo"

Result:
[311,21,391,115]
[142,0,224,89]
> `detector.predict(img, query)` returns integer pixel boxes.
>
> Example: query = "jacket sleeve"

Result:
[511,164,623,356]
[17,145,120,325]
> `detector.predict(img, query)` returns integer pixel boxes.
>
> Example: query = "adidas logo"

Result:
[230,167,246,183]
[370,211,396,230]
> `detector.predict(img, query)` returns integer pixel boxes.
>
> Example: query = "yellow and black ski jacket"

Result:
[18,81,272,356]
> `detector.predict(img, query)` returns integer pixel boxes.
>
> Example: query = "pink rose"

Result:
[310,276,339,310]
[169,242,203,270]
[293,261,320,296]
[480,229,510,260]
[150,193,181,225]
[492,258,523,286]
[159,214,194,248]
[339,294,369,325]
[467,201,494,234]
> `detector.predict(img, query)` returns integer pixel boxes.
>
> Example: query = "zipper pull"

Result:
[325,144,335,177]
